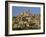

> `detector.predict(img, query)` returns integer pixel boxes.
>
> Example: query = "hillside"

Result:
[12,11,41,30]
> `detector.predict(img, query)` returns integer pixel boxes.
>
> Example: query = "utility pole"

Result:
[28,9,30,13]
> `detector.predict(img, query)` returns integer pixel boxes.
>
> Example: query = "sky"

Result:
[12,6,40,16]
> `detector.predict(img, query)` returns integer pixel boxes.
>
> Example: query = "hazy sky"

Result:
[12,6,40,16]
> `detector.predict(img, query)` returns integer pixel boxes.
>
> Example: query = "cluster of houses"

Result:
[12,11,40,30]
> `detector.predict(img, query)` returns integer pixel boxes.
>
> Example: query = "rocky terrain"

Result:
[12,11,41,30]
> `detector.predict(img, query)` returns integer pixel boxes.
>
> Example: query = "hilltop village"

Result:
[12,11,40,30]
